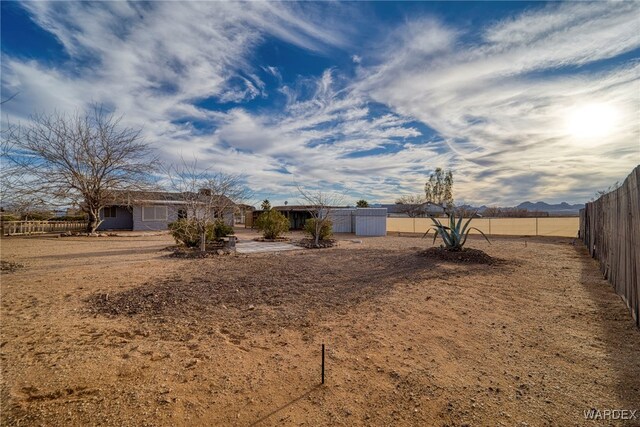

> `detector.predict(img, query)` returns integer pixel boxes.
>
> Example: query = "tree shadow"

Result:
[85,247,509,343]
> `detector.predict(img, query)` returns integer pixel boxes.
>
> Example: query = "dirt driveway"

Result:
[1,230,638,426]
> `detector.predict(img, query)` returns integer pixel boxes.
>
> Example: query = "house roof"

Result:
[380,202,446,214]
[272,205,349,212]
[252,205,349,214]
[236,203,255,210]
[106,190,235,206]
[273,205,320,211]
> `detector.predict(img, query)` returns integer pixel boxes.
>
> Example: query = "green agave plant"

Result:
[423,213,490,251]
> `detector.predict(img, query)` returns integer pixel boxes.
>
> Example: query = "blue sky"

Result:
[2,1,639,206]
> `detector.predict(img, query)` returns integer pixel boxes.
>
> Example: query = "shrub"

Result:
[213,220,234,239]
[304,218,332,241]
[169,219,202,248]
[255,209,289,239]
[169,219,233,248]
[423,213,490,251]
[50,215,88,221]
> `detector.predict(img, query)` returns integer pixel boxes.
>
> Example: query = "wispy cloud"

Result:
[3,2,349,121]
[355,1,640,204]
[207,69,441,200]
[1,1,638,205]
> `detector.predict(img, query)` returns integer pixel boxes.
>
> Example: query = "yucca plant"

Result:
[423,213,490,251]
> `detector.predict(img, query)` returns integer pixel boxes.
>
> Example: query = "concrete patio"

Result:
[235,240,301,254]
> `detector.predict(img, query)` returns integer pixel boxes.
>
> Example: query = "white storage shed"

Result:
[327,207,387,236]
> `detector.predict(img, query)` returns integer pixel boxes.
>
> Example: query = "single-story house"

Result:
[378,202,447,218]
[247,205,388,236]
[234,203,255,225]
[97,190,235,231]
[248,205,318,230]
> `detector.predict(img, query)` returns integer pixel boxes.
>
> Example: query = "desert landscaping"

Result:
[2,1,639,425]
[1,229,638,426]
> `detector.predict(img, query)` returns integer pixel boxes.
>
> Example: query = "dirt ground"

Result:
[1,229,638,426]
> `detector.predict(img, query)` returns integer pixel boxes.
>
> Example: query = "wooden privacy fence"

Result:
[387,217,579,238]
[580,166,639,327]
[1,221,87,236]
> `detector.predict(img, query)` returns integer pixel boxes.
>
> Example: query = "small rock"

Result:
[216,249,224,255]
[248,304,255,310]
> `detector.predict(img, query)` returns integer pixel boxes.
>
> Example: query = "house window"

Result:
[178,209,187,220]
[103,206,117,218]
[142,206,168,221]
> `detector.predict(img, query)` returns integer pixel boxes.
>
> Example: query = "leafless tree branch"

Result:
[0,91,20,105]
[2,105,159,232]
[295,184,344,246]
[165,157,252,251]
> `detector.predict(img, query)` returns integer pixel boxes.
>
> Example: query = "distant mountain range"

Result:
[515,201,585,213]
[457,201,585,215]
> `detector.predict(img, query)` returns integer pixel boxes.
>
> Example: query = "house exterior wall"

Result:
[276,210,313,229]
[131,205,234,231]
[132,205,180,231]
[97,206,134,230]
[223,211,234,227]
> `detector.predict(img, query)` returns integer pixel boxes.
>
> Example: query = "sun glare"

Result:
[566,103,619,141]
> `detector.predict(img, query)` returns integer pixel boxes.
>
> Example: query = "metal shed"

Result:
[328,207,387,236]
[354,208,387,236]
[328,208,356,233]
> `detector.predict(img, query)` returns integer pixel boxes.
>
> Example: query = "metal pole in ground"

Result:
[321,344,325,384]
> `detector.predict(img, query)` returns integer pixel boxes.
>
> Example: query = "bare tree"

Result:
[453,205,478,218]
[3,106,158,233]
[0,92,20,105]
[166,158,250,252]
[0,92,30,215]
[296,185,344,247]
[482,206,502,217]
[1,135,23,210]
[479,206,551,218]
[1,135,53,219]
[395,194,427,217]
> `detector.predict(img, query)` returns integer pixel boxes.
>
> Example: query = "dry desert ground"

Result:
[1,229,639,426]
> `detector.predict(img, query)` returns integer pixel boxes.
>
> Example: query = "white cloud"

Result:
[356,1,640,204]
[4,2,349,121]
[2,1,638,206]
[1,2,355,186]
